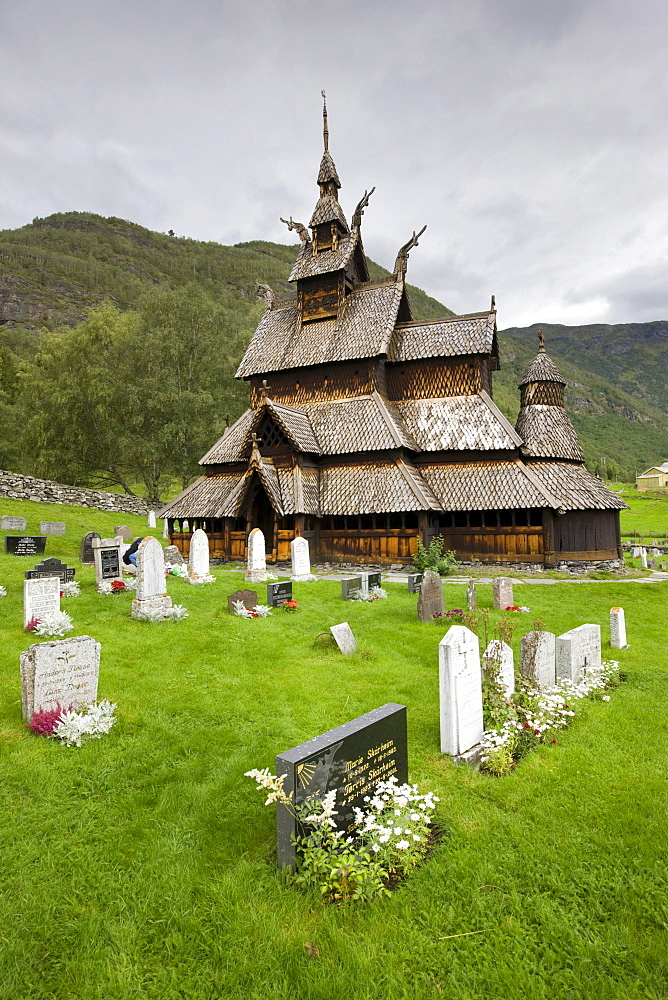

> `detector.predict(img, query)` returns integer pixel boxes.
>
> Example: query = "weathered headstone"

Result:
[23,577,60,629]
[267,581,293,606]
[408,573,423,593]
[92,537,123,585]
[187,528,210,582]
[79,531,100,564]
[132,536,171,618]
[20,635,100,720]
[492,577,514,610]
[640,548,648,569]
[466,579,477,610]
[114,525,133,542]
[227,589,258,613]
[148,510,156,528]
[341,576,363,600]
[649,558,657,569]
[4,536,46,557]
[1,515,27,531]
[24,557,75,585]
[520,630,556,690]
[661,561,666,571]
[39,521,66,536]
[556,624,601,684]
[290,536,315,581]
[275,702,408,868]
[483,639,514,698]
[162,518,169,539]
[245,528,268,582]
[330,622,358,654]
[439,625,483,763]
[631,546,641,558]
[609,607,628,649]
[163,544,184,566]
[417,570,444,622]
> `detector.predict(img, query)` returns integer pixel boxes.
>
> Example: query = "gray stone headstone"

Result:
[439,625,483,761]
[187,528,210,582]
[245,528,268,582]
[330,622,358,654]
[147,510,156,528]
[162,518,169,539]
[39,521,66,536]
[342,576,363,600]
[1,515,27,531]
[290,536,315,581]
[492,577,514,610]
[609,607,627,649]
[417,570,444,622]
[661,561,666,571]
[114,525,133,542]
[132,536,171,617]
[466,580,477,610]
[483,639,514,698]
[80,531,100,564]
[227,589,258,613]
[163,544,184,566]
[20,635,100,720]
[93,537,123,585]
[361,572,381,596]
[520,630,556,690]
[556,624,601,684]
[23,577,60,629]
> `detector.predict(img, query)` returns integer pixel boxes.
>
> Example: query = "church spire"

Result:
[309,92,348,234]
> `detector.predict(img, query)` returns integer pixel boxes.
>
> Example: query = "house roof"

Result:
[396,392,521,452]
[387,312,495,363]
[638,462,668,476]
[319,459,441,514]
[516,404,584,461]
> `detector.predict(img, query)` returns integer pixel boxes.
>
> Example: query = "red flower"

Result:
[25,616,41,632]
[551,740,557,744]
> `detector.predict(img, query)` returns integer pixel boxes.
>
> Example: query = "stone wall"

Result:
[0,470,149,515]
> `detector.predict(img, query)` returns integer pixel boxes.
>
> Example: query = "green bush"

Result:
[413,534,458,575]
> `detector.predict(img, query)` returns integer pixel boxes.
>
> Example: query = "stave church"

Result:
[160,99,626,570]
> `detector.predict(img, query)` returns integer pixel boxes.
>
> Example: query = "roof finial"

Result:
[321,90,329,152]
[538,327,546,353]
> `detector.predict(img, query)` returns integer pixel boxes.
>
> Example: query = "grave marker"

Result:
[439,625,484,762]
[245,528,268,582]
[132,536,172,618]
[162,518,169,539]
[114,525,133,542]
[483,639,514,698]
[329,622,358,654]
[39,521,66,536]
[79,531,100,564]
[267,581,293,606]
[188,528,210,582]
[227,589,258,613]
[20,635,100,720]
[407,573,423,593]
[520,630,556,689]
[23,577,60,629]
[275,702,408,869]
[556,624,601,684]
[417,570,443,622]
[341,576,363,600]
[4,536,47,557]
[492,577,514,609]
[25,557,75,585]
[609,607,628,649]
[290,536,315,581]
[1,515,27,531]
[163,544,184,566]
[466,580,477,610]
[92,537,123,586]
[640,548,648,569]
[148,510,156,528]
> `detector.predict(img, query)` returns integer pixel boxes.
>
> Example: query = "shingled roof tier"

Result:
[309,194,348,229]
[396,392,521,452]
[320,459,441,514]
[419,461,554,511]
[289,231,357,281]
[524,462,627,510]
[516,405,584,461]
[519,351,566,386]
[387,312,495,362]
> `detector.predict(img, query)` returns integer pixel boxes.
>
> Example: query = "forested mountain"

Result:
[0,211,665,495]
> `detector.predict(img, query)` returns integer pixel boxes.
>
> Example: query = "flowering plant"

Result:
[505,605,531,613]
[232,600,272,619]
[350,586,388,602]
[0,584,6,597]
[27,703,73,736]
[98,578,136,594]
[133,604,189,623]
[282,599,299,613]
[60,581,80,597]
[25,616,41,632]
[433,609,463,620]
[52,701,117,747]
[188,573,216,585]
[28,611,74,638]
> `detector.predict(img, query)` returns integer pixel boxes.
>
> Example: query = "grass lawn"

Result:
[1,497,667,1000]
[615,484,668,539]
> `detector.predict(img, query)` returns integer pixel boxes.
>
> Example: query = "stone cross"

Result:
[131,536,172,618]
[23,577,60,629]
[330,622,358,654]
[439,625,483,762]
[417,570,444,622]
[188,528,210,582]
[290,536,315,581]
[556,624,601,684]
[520,630,556,690]
[466,580,477,610]
[609,607,628,649]
[492,577,514,610]
[483,639,514,697]
[245,528,268,582]
[20,635,100,720]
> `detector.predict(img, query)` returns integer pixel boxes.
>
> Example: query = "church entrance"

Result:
[248,484,276,561]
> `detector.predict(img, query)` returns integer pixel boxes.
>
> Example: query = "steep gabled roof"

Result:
[419,460,555,511]
[289,231,357,281]
[395,392,522,452]
[524,462,628,510]
[387,311,496,362]
[319,458,441,514]
[304,394,419,454]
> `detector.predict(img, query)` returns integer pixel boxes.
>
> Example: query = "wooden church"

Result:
[160,100,626,570]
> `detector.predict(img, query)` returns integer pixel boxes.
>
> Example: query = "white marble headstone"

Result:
[640,548,648,568]
[492,577,514,610]
[330,622,357,654]
[148,510,156,528]
[520,630,556,690]
[188,528,210,581]
[556,624,601,684]
[23,577,61,629]
[483,639,514,697]
[163,518,169,539]
[39,521,66,535]
[609,607,627,649]
[245,528,268,582]
[20,635,100,720]
[135,536,166,600]
[291,536,315,581]
[439,625,483,759]
[466,580,477,610]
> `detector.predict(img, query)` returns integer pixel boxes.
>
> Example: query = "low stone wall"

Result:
[0,470,150,515]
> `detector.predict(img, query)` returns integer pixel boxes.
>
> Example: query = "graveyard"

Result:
[0,495,667,1000]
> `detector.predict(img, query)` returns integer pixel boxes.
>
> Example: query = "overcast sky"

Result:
[1,0,667,327]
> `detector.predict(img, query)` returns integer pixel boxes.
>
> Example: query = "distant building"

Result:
[160,99,627,570]
[636,463,668,491]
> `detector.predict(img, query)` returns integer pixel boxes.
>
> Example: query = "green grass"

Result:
[1,497,667,999]
[616,485,668,539]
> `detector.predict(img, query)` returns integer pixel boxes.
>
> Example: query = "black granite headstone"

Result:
[80,531,101,564]
[365,572,382,591]
[25,557,75,584]
[275,702,408,869]
[100,547,121,579]
[267,581,292,607]
[408,573,423,593]
[341,576,362,600]
[4,535,46,556]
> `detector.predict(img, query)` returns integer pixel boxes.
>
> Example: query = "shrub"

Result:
[413,535,457,575]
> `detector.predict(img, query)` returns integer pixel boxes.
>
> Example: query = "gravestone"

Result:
[148,510,156,528]
[417,570,444,621]
[329,622,358,654]
[245,528,268,582]
[361,572,381,596]
[640,548,648,569]
[649,558,657,569]
[290,536,315,581]
[631,546,641,558]
[556,624,601,684]
[39,521,66,536]
[466,580,477,610]
[114,525,133,542]
[439,625,484,762]
[520,630,556,690]
[131,536,171,618]
[492,577,514,610]
[227,589,258,613]
[23,577,60,629]
[92,537,123,586]
[609,607,628,649]
[163,544,184,566]
[79,531,100,564]
[661,561,666,571]
[407,573,423,593]
[1,515,27,531]
[275,702,408,869]
[483,639,514,698]
[187,528,210,582]
[163,518,169,539]
[20,635,100,720]
[341,576,363,600]
[267,581,292,606]
[25,557,75,585]
[4,536,46,557]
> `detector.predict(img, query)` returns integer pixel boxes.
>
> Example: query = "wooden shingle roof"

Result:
[320,459,440,514]
[518,351,565,386]
[304,394,418,454]
[524,462,627,510]
[396,392,522,452]
[387,312,495,363]
[516,405,584,461]
[289,232,357,281]
[419,460,553,511]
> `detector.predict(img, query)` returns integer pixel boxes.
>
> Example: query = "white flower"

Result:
[372,843,380,852]
[393,826,402,835]
[165,604,188,621]
[52,700,116,747]
[33,611,74,637]
[252,605,273,618]
[413,834,421,842]
[395,840,410,850]
[602,695,611,701]
[60,581,80,597]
